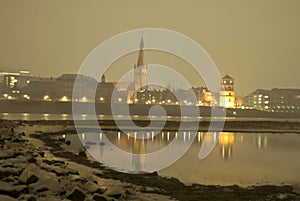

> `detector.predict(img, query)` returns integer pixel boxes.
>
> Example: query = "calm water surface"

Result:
[60,131,300,187]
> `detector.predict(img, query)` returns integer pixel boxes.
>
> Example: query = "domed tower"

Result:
[134,37,147,91]
[219,75,235,108]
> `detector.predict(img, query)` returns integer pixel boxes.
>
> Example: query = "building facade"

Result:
[219,75,235,108]
[243,88,300,112]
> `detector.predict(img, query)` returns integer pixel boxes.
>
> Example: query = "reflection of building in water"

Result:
[112,131,179,171]
[219,132,234,160]
[255,134,268,150]
[132,138,146,171]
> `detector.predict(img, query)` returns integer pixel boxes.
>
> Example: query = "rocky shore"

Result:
[0,119,300,201]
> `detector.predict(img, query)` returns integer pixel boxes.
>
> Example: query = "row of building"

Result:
[0,37,299,112]
[243,88,300,112]
[0,70,221,106]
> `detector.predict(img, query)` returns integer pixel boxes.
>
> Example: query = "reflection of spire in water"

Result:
[132,137,146,171]
[219,132,234,160]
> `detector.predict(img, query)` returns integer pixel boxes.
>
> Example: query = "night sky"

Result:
[0,0,299,95]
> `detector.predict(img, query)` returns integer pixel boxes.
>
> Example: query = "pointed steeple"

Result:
[137,37,145,67]
[140,36,144,49]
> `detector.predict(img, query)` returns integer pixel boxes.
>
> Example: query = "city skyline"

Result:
[0,0,300,96]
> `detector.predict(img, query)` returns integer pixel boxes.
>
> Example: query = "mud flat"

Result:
[0,119,300,201]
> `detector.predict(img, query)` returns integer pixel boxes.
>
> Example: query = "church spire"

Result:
[137,37,145,67]
[140,36,144,49]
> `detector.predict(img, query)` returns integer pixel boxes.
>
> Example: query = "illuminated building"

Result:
[243,89,270,110]
[56,74,97,102]
[243,88,300,112]
[96,74,114,103]
[22,78,56,100]
[219,75,235,108]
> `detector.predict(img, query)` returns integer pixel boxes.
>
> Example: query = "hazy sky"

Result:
[0,0,299,95]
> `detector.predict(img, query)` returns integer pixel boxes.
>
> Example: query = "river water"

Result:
[2,113,300,187]
[59,131,300,187]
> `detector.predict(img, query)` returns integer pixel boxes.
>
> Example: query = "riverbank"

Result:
[1,100,300,119]
[1,120,300,201]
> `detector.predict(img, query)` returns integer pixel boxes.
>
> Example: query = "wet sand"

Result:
[1,119,300,201]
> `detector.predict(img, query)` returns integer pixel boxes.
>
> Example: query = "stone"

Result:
[0,195,18,201]
[28,157,37,163]
[84,181,106,194]
[30,177,61,194]
[104,186,125,199]
[0,181,27,198]
[92,193,115,201]
[18,194,37,201]
[47,166,69,176]
[79,151,87,157]
[67,187,86,201]
[19,163,53,184]
[0,167,22,178]
[36,196,66,201]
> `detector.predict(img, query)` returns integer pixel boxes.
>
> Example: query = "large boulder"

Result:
[83,181,106,194]
[0,195,18,201]
[19,163,56,184]
[67,187,86,201]
[0,181,27,198]
[92,193,115,201]
[30,177,61,194]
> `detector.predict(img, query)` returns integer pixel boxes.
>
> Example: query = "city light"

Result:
[60,96,69,102]
[23,94,30,100]
[43,95,51,101]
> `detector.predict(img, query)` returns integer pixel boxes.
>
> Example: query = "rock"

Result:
[30,178,61,194]
[84,181,106,194]
[65,140,71,145]
[47,166,69,176]
[0,167,22,178]
[0,195,18,201]
[19,163,53,184]
[38,151,45,158]
[67,187,86,201]
[104,186,125,199]
[0,181,27,198]
[1,161,14,168]
[19,132,26,136]
[92,193,115,201]
[42,159,65,166]
[28,157,37,163]
[79,151,87,157]
[18,194,37,201]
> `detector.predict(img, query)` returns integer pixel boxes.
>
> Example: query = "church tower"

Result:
[134,37,147,91]
[219,75,235,108]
